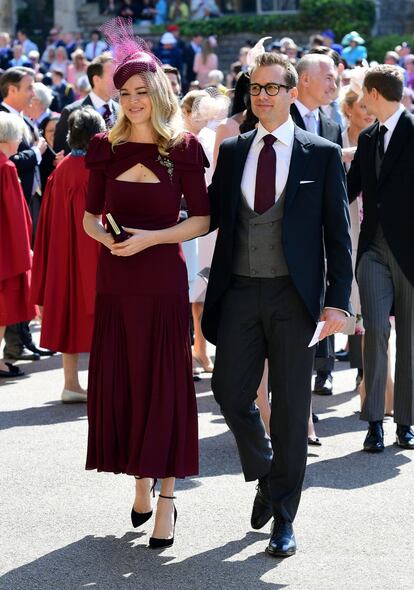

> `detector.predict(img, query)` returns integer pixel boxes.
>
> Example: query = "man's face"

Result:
[303,60,337,107]
[250,65,297,129]
[166,72,181,96]
[13,45,23,59]
[10,75,35,110]
[362,86,377,117]
[94,61,115,99]
[194,35,203,46]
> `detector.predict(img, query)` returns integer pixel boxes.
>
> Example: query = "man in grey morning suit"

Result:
[202,52,352,557]
[348,65,414,452]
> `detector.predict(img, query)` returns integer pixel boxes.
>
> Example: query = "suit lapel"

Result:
[378,110,410,186]
[284,126,314,210]
[290,103,306,130]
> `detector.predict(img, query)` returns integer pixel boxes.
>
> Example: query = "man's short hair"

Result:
[0,66,35,98]
[295,53,336,81]
[86,52,112,87]
[33,82,54,108]
[161,64,182,86]
[307,46,340,68]
[364,64,404,102]
[250,52,298,88]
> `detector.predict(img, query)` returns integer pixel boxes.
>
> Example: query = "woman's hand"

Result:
[110,227,157,257]
[100,232,115,250]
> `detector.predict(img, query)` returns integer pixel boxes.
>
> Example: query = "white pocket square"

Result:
[300,180,316,184]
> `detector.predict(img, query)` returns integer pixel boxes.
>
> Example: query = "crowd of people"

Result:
[1,14,414,557]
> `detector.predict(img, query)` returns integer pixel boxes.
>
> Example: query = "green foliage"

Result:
[367,34,414,63]
[150,0,376,38]
[299,0,376,39]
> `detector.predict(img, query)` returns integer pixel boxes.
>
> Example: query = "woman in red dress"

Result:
[31,107,105,402]
[83,19,210,548]
[0,112,36,378]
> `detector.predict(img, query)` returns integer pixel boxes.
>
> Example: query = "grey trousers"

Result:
[357,230,414,425]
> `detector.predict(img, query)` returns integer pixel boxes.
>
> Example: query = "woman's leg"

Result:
[192,302,213,370]
[255,360,270,435]
[133,477,154,513]
[385,343,394,416]
[152,477,176,539]
[62,353,86,393]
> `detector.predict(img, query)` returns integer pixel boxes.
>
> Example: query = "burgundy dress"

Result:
[84,132,210,478]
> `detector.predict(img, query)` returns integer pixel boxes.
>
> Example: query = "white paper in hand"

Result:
[308,321,325,348]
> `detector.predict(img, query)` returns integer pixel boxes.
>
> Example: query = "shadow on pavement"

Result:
[0,531,287,590]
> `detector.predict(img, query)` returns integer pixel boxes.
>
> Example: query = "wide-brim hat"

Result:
[160,32,177,45]
[342,31,365,46]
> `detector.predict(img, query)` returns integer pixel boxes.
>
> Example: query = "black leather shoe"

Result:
[25,343,56,356]
[363,421,384,452]
[266,519,296,558]
[4,348,40,361]
[395,425,414,450]
[313,372,333,395]
[251,476,272,530]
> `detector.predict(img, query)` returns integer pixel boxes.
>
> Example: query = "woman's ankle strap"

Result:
[159,493,176,500]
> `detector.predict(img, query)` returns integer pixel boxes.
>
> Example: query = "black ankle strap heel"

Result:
[149,494,178,549]
[130,477,158,528]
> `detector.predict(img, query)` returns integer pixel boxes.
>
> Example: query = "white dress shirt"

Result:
[295,99,320,134]
[381,103,405,152]
[89,91,115,125]
[241,117,295,210]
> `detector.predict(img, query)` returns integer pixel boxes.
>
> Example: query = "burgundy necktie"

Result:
[254,134,276,214]
[102,103,111,127]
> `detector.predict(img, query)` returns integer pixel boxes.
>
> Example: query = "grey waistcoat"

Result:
[232,189,289,278]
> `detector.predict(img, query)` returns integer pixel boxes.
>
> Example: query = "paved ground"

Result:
[1,327,413,590]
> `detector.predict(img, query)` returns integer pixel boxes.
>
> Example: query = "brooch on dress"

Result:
[157,155,174,183]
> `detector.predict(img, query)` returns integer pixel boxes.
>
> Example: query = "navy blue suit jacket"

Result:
[202,125,353,345]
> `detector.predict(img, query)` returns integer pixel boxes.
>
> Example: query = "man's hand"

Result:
[319,308,347,340]
[36,136,48,155]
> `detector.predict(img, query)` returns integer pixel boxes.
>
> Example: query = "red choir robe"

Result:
[0,151,36,325]
[31,154,100,353]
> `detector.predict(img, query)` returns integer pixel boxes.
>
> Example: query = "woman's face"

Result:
[44,119,57,146]
[347,97,375,131]
[119,74,152,126]
[181,106,205,134]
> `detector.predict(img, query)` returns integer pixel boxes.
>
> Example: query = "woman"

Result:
[181,89,228,372]
[0,112,36,378]
[31,107,105,403]
[67,49,89,96]
[83,21,210,548]
[193,37,218,89]
[49,46,70,78]
[38,114,62,194]
[341,78,393,415]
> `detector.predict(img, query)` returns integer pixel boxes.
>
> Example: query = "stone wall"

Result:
[376,0,414,35]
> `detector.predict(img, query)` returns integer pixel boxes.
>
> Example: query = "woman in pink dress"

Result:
[193,37,218,88]
[83,19,210,548]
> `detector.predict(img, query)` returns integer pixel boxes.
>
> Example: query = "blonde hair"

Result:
[340,88,359,118]
[108,67,184,155]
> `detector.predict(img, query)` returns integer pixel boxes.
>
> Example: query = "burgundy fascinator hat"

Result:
[100,17,159,90]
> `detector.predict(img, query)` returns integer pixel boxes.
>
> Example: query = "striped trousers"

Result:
[357,228,414,425]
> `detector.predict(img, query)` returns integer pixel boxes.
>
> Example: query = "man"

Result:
[291,53,343,396]
[0,67,52,360]
[84,30,107,61]
[161,64,182,97]
[347,65,414,452]
[51,69,75,111]
[16,29,38,55]
[183,33,202,90]
[54,53,117,154]
[0,32,12,71]
[203,52,352,557]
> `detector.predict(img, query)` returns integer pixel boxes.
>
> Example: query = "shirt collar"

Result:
[253,117,294,147]
[89,91,111,110]
[382,103,405,135]
[295,99,319,121]
[1,102,21,116]
[35,108,52,126]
